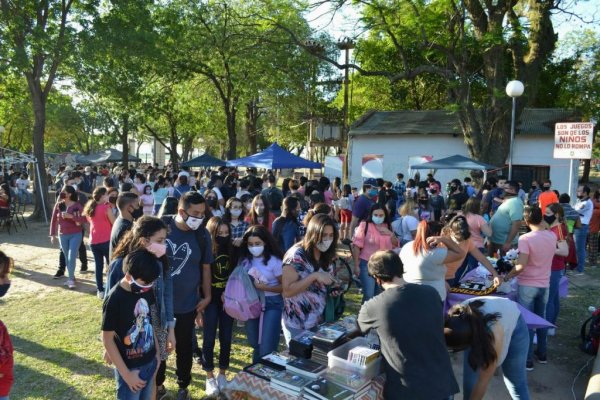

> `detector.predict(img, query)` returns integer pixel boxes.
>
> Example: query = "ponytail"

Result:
[83,187,107,218]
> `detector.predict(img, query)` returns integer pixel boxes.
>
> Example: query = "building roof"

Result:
[349,108,577,137]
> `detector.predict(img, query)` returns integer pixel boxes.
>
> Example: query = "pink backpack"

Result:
[224,261,263,321]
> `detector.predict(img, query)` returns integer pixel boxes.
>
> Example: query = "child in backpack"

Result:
[102,250,160,400]
[202,217,236,395]
[241,225,285,363]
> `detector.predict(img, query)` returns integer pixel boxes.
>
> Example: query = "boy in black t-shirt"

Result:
[102,250,160,400]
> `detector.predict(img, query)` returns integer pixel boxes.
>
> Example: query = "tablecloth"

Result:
[225,371,385,400]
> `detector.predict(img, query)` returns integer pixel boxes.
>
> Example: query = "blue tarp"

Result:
[411,154,496,171]
[181,153,226,167]
[226,143,322,169]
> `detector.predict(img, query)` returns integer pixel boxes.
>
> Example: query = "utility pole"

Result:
[337,37,355,184]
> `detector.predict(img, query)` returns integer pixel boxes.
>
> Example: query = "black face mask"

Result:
[544,215,556,225]
[216,235,230,247]
[0,283,10,298]
[108,196,117,204]
[450,185,457,192]
[207,199,218,208]
[131,206,144,220]
[531,185,537,190]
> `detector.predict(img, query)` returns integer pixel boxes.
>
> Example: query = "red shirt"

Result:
[86,203,113,244]
[0,321,14,396]
[550,223,568,271]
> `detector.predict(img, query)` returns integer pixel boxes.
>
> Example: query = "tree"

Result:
[277,0,562,166]
[0,0,95,219]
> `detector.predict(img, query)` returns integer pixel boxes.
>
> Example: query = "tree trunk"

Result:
[30,92,50,222]
[582,159,591,183]
[121,114,130,166]
[245,99,259,155]
[182,136,194,162]
[226,108,237,160]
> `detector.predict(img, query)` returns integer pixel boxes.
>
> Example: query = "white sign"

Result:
[324,156,344,181]
[361,154,383,178]
[554,122,594,159]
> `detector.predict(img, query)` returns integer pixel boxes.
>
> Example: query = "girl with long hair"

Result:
[152,176,170,215]
[49,185,86,289]
[240,225,285,363]
[272,197,301,251]
[445,297,530,399]
[83,187,116,298]
[544,203,568,334]
[338,184,353,241]
[399,220,463,301]
[223,197,249,247]
[205,189,224,218]
[352,204,399,302]
[282,214,339,344]
[245,194,275,233]
[201,217,235,394]
[106,216,175,399]
[302,203,333,228]
[139,184,154,216]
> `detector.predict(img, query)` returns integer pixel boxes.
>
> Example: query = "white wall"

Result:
[349,134,578,197]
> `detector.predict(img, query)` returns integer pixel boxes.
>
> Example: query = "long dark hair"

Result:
[153,176,166,192]
[365,203,391,228]
[342,184,352,198]
[112,216,169,274]
[445,300,500,370]
[206,216,234,262]
[83,187,107,218]
[302,213,338,271]
[223,197,245,223]
[239,224,283,266]
[248,194,271,229]
[303,202,332,227]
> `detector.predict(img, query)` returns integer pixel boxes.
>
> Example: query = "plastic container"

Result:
[327,337,382,379]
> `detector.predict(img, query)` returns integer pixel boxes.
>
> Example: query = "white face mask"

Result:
[248,245,264,257]
[230,209,242,218]
[316,239,333,252]
[177,213,203,230]
[372,216,385,225]
[245,203,252,211]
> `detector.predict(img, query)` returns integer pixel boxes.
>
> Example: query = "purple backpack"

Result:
[224,261,263,321]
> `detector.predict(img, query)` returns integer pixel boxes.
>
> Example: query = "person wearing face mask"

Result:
[152,176,170,215]
[281,214,339,345]
[245,194,275,233]
[109,193,142,259]
[83,187,116,298]
[489,181,524,256]
[537,180,558,214]
[272,197,301,252]
[238,225,285,364]
[201,217,235,395]
[352,204,399,302]
[102,250,161,400]
[49,185,87,289]
[205,189,223,218]
[140,185,154,216]
[106,216,175,399]
[544,203,568,335]
[223,197,249,248]
[573,185,593,275]
[349,183,376,235]
[164,192,213,400]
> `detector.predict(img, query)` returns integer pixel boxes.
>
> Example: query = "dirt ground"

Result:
[1,217,595,399]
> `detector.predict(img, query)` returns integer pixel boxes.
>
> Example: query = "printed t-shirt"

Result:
[102,285,156,369]
[282,244,331,330]
[167,220,213,314]
[400,244,448,301]
[358,284,459,400]
[490,197,523,245]
[517,229,556,288]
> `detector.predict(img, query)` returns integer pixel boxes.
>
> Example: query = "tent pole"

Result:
[483,169,487,185]
[35,160,49,224]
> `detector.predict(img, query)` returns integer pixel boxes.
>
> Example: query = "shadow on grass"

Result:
[12,363,89,399]
[12,334,108,376]
[12,265,99,293]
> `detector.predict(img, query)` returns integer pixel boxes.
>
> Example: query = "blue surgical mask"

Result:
[368,189,378,197]
[372,216,385,225]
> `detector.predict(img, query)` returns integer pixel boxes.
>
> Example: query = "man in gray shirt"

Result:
[357,250,459,400]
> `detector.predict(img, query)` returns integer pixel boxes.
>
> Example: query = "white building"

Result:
[348,109,579,196]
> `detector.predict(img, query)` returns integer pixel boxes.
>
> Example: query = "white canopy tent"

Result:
[0,147,48,224]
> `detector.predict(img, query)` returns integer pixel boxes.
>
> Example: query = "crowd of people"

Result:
[2,161,600,400]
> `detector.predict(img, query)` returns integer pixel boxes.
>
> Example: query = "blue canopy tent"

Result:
[226,143,322,169]
[411,154,497,182]
[181,153,226,168]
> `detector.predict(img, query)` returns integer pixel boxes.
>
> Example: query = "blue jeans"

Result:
[90,241,110,292]
[574,225,589,272]
[114,358,157,400]
[518,285,549,359]
[546,270,563,325]
[201,296,234,371]
[58,232,83,280]
[463,316,530,399]
[359,259,380,303]
[246,295,283,363]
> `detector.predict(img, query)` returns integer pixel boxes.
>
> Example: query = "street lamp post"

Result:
[506,80,524,180]
[336,37,355,183]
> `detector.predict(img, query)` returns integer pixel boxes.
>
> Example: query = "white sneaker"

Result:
[217,373,228,390]
[206,377,220,395]
[64,280,76,289]
[97,291,105,300]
